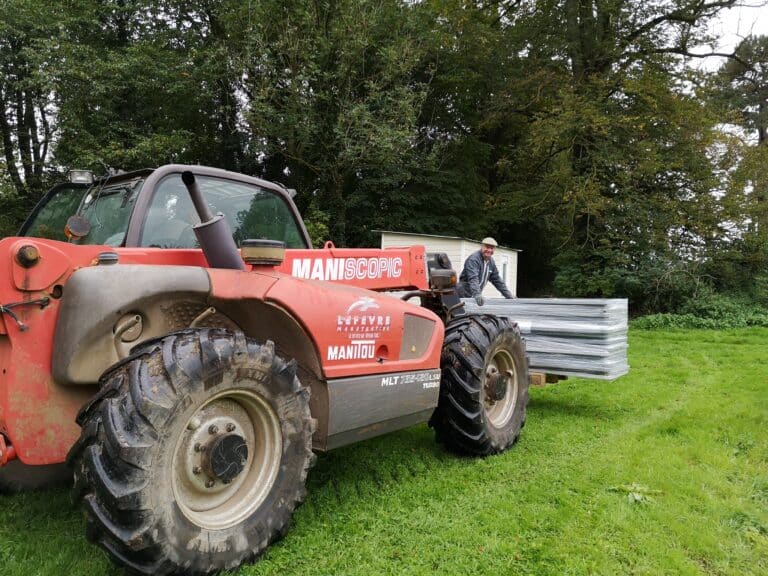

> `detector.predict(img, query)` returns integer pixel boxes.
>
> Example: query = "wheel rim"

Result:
[484,347,519,427]
[172,388,282,530]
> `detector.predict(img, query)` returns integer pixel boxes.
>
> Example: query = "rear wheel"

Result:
[430,314,529,455]
[67,329,315,576]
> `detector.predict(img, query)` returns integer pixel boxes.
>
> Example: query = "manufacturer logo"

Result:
[327,340,376,360]
[291,257,403,281]
[347,297,379,314]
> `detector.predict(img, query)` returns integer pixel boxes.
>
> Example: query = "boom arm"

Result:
[276,246,429,291]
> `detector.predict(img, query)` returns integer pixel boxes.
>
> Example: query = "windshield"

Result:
[20,183,89,241]
[140,174,307,249]
[20,178,143,245]
[78,179,142,246]
[20,171,307,249]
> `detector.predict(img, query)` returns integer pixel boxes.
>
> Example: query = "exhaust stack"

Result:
[181,171,245,270]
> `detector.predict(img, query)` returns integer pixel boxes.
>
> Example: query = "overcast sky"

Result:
[711,2,768,50]
[692,2,768,70]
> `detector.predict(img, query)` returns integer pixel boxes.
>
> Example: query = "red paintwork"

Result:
[270,276,441,378]
[0,238,442,466]
[0,238,110,464]
[10,240,71,291]
[0,434,14,465]
[208,267,443,379]
[276,246,429,291]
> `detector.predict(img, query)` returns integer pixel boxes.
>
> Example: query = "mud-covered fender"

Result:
[205,269,446,450]
[52,265,219,385]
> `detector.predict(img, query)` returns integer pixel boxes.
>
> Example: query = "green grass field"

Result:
[1,328,766,576]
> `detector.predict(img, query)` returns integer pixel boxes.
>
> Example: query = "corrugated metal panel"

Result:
[462,298,628,380]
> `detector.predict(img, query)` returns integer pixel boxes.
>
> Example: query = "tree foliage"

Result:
[0,0,764,312]
[709,34,768,301]
[0,0,60,200]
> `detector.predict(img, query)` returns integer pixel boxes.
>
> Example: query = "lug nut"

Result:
[194,443,203,452]
[226,423,236,432]
[205,479,215,488]
[192,466,201,475]
[208,425,219,435]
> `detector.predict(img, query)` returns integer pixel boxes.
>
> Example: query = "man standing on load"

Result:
[457,237,514,305]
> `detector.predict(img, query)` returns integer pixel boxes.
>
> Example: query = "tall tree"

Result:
[717,35,768,145]
[709,35,768,297]
[0,1,59,199]
[51,0,250,172]
[242,0,433,246]
[485,0,740,307]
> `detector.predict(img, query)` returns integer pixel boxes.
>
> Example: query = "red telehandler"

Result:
[0,165,528,575]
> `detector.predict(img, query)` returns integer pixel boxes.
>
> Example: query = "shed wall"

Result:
[380,232,518,297]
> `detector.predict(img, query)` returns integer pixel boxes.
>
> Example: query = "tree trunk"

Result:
[218,78,240,171]
[0,87,24,195]
[325,172,346,246]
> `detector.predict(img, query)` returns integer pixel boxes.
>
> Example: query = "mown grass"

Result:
[1,328,766,575]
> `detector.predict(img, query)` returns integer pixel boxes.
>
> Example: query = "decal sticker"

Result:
[327,298,393,362]
[291,257,403,281]
[337,313,391,339]
[380,375,400,387]
[378,370,441,388]
[336,297,391,345]
[327,340,376,360]
[347,297,379,313]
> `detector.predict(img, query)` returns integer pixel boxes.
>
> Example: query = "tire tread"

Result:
[69,328,315,576]
[430,314,529,456]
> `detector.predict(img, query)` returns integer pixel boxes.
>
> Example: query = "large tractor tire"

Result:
[430,314,529,456]
[67,329,316,576]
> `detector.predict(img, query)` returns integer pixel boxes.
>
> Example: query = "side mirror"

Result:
[64,215,91,240]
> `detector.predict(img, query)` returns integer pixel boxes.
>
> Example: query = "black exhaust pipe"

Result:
[181,171,245,270]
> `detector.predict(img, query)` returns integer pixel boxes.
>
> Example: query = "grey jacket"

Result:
[457,250,513,299]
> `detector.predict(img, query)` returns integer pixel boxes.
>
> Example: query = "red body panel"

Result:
[0,238,440,466]
[276,246,429,291]
[0,238,110,464]
[9,240,72,291]
[208,269,443,379]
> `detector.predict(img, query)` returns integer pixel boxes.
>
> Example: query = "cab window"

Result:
[20,184,89,241]
[140,175,307,249]
[77,181,141,246]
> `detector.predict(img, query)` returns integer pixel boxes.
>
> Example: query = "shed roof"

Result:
[374,229,521,252]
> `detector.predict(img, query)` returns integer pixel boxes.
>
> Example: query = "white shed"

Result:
[377,231,519,298]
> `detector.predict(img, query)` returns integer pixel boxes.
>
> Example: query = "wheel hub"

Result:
[483,349,519,428]
[173,392,282,530]
[202,433,249,484]
[485,367,507,403]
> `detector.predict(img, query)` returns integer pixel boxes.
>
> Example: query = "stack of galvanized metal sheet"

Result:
[462,298,629,381]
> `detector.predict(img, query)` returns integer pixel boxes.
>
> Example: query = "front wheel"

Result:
[67,329,316,576]
[430,314,529,455]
